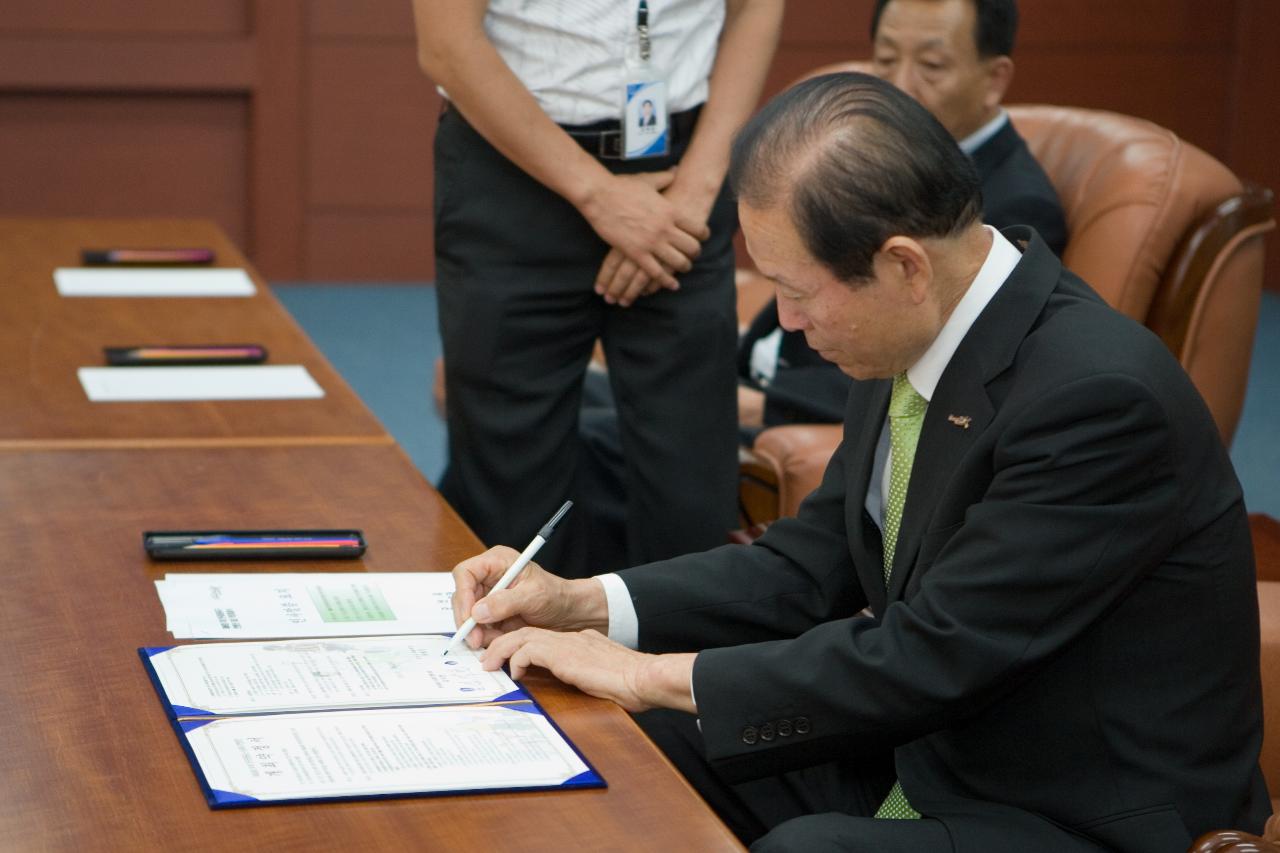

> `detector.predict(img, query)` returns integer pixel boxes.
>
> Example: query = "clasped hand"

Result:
[581,169,713,308]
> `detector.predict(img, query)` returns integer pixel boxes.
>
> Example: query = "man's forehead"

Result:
[739,203,810,269]
[876,31,950,53]
[739,202,797,239]
[876,0,975,47]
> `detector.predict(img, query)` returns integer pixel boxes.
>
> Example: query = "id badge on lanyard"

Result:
[622,0,670,159]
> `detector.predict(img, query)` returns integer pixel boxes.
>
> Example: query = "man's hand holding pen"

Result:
[449,547,697,714]
[449,546,608,649]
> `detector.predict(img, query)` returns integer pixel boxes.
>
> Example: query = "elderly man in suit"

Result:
[452,73,1268,852]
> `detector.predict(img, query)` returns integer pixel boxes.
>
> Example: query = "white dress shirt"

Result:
[865,225,1022,525]
[477,0,725,126]
[748,326,785,385]
[601,226,1023,649]
[957,108,1009,156]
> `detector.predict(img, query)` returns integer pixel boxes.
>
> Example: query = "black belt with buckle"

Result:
[562,106,701,160]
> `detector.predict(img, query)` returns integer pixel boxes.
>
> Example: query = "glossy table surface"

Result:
[0,218,387,445]
[0,444,741,852]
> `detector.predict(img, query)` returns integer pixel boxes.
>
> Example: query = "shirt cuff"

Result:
[597,573,639,650]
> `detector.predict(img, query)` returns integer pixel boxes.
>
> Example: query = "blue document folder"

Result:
[139,641,605,808]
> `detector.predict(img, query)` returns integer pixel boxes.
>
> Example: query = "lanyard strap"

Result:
[637,0,651,61]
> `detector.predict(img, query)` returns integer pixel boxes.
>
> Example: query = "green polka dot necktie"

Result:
[881,372,927,585]
[874,372,926,820]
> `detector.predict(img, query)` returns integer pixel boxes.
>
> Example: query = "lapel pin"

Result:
[947,414,972,430]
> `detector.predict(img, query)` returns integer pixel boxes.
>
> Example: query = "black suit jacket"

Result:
[624,229,1268,852]
[741,118,1068,426]
[972,117,1067,256]
[737,299,849,426]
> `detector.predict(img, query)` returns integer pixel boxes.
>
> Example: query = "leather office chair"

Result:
[1189,515,1280,849]
[1191,814,1280,852]
[738,69,1275,526]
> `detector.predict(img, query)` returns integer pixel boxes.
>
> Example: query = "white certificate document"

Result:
[183,705,592,802]
[54,267,256,297]
[155,573,457,639]
[148,635,519,716]
[78,365,324,402]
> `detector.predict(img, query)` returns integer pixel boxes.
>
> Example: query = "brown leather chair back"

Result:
[1009,106,1210,317]
[1009,105,1273,442]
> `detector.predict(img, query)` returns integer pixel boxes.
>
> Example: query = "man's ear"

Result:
[984,55,1014,112]
[877,236,932,303]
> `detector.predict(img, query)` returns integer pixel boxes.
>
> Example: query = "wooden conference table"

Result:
[0,221,742,852]
[0,218,387,446]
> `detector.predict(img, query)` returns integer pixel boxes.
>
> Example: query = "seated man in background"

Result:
[873,0,1065,251]
[454,73,1268,852]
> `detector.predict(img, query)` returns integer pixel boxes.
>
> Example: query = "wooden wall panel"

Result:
[0,37,253,92]
[307,43,438,209]
[0,94,248,248]
[309,0,416,38]
[778,0,871,46]
[300,0,437,280]
[306,212,436,282]
[0,0,256,272]
[0,0,1273,289]
[1017,0,1235,48]
[1009,53,1235,158]
[766,45,855,93]
[1228,0,1280,294]
[249,0,305,280]
[3,0,248,35]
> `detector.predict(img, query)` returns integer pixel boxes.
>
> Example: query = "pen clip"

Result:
[537,500,574,540]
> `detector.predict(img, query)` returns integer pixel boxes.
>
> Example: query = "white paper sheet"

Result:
[78,365,324,401]
[183,704,590,801]
[54,267,256,297]
[155,573,457,639]
[148,635,516,715]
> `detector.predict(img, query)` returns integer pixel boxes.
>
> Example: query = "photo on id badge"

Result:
[624,80,669,159]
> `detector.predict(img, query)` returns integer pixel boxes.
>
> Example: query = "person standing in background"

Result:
[411,0,784,577]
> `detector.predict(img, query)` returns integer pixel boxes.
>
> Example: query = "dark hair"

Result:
[729,72,982,282]
[871,0,1019,58]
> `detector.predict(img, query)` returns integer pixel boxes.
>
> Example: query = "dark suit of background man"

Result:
[453,73,1268,852]
[742,0,1066,430]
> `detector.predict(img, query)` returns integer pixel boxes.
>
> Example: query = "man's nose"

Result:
[776,297,809,332]
[885,61,919,99]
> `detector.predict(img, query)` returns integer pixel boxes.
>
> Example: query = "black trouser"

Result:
[634,709,1114,852]
[433,107,739,578]
[633,709,955,852]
